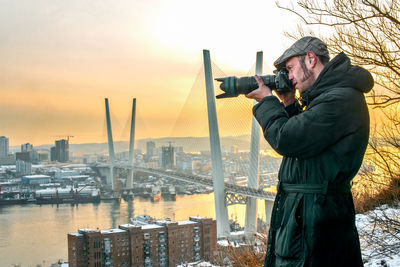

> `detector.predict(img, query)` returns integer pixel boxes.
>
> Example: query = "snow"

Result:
[22,174,51,179]
[178,220,198,226]
[364,258,400,267]
[356,203,400,267]
[177,262,213,267]
[119,223,137,228]
[230,230,244,236]
[217,239,243,248]
[78,228,99,233]
[141,224,164,230]
[68,233,83,237]
[101,228,126,234]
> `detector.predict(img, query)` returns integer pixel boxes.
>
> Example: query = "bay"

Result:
[0,194,267,266]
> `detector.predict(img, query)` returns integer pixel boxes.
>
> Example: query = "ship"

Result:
[35,186,100,204]
[161,185,177,200]
[168,185,177,200]
[0,195,28,205]
[0,187,28,205]
[150,186,161,202]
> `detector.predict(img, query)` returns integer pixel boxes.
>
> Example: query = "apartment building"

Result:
[68,216,216,267]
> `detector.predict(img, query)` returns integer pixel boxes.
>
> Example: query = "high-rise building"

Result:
[68,217,217,267]
[0,136,9,158]
[17,143,41,164]
[16,160,32,175]
[15,151,30,162]
[160,145,175,169]
[21,143,33,152]
[52,139,69,162]
[146,141,156,158]
[50,146,57,161]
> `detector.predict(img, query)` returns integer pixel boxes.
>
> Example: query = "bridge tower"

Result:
[244,51,262,239]
[203,49,230,238]
[105,98,116,191]
[127,98,136,189]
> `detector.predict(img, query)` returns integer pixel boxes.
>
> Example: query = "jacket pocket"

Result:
[275,194,304,259]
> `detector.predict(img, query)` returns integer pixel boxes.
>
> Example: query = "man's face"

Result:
[285,55,314,93]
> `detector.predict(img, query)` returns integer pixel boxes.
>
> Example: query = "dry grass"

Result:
[352,172,400,213]
[212,234,268,267]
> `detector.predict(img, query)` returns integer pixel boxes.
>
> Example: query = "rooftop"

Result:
[68,233,84,237]
[101,228,126,234]
[141,224,164,230]
[22,174,51,179]
[178,220,199,226]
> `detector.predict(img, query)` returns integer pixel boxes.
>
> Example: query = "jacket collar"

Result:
[299,52,348,106]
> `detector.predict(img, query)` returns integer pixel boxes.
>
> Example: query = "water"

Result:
[0,194,267,266]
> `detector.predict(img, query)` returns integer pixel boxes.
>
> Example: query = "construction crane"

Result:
[54,135,74,142]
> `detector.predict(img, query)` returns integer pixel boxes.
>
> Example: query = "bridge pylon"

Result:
[203,49,230,238]
[127,98,136,189]
[244,51,262,240]
[105,98,116,191]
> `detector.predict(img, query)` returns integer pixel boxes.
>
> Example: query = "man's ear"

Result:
[306,51,317,67]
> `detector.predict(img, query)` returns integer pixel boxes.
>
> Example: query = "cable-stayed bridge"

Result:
[91,163,277,201]
[96,50,279,239]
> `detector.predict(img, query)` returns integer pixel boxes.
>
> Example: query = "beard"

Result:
[299,56,313,83]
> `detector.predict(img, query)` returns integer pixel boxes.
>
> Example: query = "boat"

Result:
[151,192,161,202]
[150,186,161,202]
[0,197,28,205]
[169,185,177,200]
[35,187,100,204]
[0,190,28,205]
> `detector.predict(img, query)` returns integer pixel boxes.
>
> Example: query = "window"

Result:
[205,237,210,243]
[205,228,210,234]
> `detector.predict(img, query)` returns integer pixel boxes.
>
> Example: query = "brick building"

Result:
[68,217,216,267]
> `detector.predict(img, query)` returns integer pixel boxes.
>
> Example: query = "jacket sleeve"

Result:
[284,101,302,117]
[253,92,364,159]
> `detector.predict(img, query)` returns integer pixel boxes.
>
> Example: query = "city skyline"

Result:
[0,0,299,146]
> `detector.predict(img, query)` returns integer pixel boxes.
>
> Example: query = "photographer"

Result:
[246,36,373,267]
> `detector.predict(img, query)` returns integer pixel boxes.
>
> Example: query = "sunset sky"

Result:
[1,0,303,146]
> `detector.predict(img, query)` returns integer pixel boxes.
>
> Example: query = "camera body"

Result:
[215,69,293,99]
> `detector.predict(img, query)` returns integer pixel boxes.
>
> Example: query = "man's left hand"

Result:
[245,75,273,102]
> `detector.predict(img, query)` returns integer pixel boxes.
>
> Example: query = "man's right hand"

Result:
[277,91,297,107]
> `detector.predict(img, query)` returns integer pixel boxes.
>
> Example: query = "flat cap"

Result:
[274,36,330,69]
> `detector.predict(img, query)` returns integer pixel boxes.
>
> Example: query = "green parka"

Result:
[253,52,374,267]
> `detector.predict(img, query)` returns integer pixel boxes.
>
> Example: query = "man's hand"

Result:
[277,91,296,107]
[246,75,297,106]
[245,75,272,102]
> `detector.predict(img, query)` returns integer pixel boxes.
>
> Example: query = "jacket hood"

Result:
[301,52,374,103]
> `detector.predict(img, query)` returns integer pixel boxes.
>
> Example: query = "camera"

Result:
[215,69,293,99]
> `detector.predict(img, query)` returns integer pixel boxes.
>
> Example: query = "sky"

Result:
[0,0,300,146]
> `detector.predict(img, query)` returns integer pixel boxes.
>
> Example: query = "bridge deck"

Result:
[92,164,276,201]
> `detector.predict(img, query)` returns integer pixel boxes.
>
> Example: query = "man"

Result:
[246,36,373,267]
